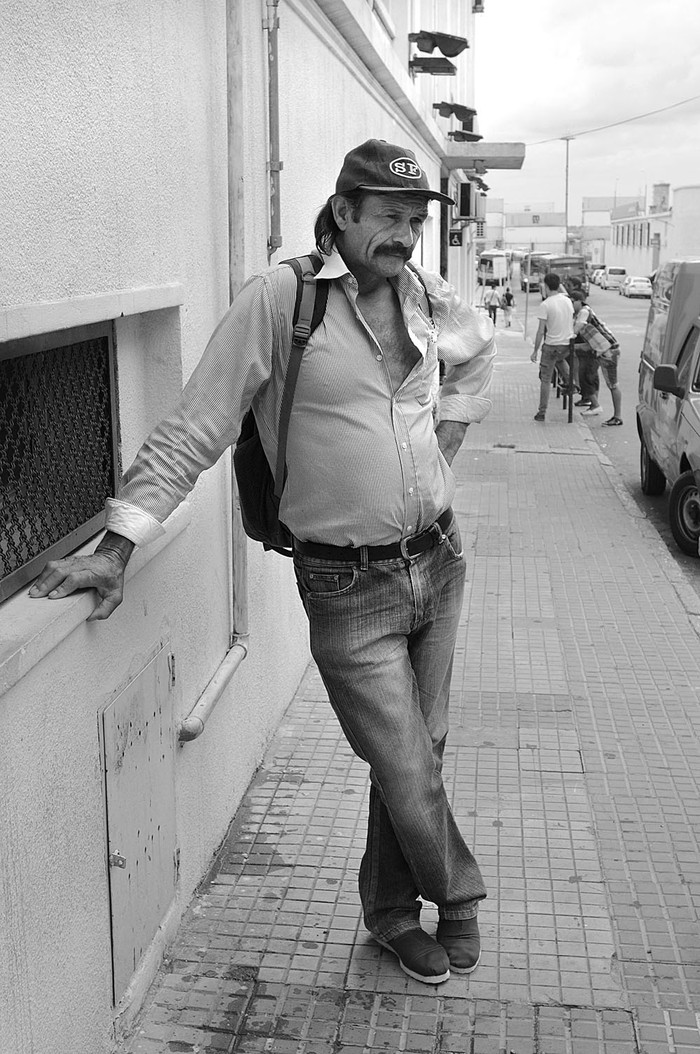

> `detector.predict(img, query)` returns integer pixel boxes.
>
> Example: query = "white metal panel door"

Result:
[101,645,177,1002]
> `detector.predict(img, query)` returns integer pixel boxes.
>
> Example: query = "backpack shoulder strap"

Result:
[273,253,329,498]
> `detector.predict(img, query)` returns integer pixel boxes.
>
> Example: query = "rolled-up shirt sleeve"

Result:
[434,279,496,424]
[105,272,282,545]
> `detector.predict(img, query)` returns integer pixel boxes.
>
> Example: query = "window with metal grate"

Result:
[0,321,119,602]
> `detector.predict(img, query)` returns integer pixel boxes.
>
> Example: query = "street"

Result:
[513,279,700,596]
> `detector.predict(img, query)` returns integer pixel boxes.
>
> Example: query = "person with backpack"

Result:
[571,292,623,425]
[29,139,495,986]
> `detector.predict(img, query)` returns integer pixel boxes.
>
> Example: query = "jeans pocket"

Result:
[295,564,359,600]
[442,520,464,559]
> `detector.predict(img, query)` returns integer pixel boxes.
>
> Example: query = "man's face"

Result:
[334,193,429,281]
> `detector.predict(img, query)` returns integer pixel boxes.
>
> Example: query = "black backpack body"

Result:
[233,254,328,556]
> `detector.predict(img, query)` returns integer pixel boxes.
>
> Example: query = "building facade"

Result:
[607,184,677,276]
[0,3,523,1052]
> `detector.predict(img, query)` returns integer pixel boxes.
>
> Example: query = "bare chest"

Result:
[357,288,421,391]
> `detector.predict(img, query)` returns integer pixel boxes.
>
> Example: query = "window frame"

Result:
[0,320,119,603]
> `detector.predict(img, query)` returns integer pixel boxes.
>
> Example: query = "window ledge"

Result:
[0,503,191,698]
[0,283,184,342]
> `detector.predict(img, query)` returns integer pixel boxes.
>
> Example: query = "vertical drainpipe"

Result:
[226,0,249,644]
[177,0,250,743]
[265,0,283,258]
[440,178,450,279]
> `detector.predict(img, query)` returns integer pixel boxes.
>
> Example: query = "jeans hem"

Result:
[366,920,423,943]
[438,903,482,922]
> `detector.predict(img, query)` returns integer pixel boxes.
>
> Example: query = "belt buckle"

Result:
[399,535,415,560]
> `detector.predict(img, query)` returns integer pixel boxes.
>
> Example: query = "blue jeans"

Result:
[293,517,486,941]
[538,342,571,413]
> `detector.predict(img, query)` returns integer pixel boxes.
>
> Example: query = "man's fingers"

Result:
[28,561,72,596]
[29,555,125,621]
[30,567,94,598]
[86,590,123,622]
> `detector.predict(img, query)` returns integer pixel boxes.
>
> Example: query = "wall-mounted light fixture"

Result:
[409,55,457,75]
[448,130,483,143]
[433,101,476,122]
[409,31,469,57]
[473,1,485,13]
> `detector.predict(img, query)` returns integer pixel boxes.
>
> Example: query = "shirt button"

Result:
[408,487,414,495]
[401,442,407,450]
[407,525,414,532]
[376,354,383,361]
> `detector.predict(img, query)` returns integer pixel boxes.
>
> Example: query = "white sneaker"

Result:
[581,406,603,416]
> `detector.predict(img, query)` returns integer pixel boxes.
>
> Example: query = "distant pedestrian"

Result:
[571,295,600,409]
[530,273,574,422]
[571,293,623,425]
[565,276,584,298]
[502,287,515,327]
[484,285,501,324]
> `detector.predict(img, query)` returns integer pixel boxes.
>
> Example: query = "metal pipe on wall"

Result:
[265,0,283,257]
[178,0,250,743]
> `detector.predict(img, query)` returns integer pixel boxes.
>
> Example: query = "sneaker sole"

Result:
[374,936,450,984]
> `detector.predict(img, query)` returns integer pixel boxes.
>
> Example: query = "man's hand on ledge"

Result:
[28,533,134,622]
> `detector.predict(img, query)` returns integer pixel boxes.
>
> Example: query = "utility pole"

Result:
[561,136,574,253]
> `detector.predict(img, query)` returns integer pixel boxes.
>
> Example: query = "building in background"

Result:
[0,3,523,1052]
[607,183,680,276]
[582,194,646,269]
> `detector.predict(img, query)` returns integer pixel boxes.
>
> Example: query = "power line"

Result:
[528,92,700,146]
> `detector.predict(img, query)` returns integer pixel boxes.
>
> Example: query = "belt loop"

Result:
[360,545,369,571]
[429,521,446,545]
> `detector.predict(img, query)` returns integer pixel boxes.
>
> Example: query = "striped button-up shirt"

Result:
[106,251,495,548]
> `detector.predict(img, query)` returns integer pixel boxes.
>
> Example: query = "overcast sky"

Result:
[473,0,700,221]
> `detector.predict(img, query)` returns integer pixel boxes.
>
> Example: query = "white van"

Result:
[600,266,627,290]
[636,259,700,556]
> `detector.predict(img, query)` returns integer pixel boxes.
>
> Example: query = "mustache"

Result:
[375,245,413,260]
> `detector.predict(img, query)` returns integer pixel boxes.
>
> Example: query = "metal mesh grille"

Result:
[1,329,117,599]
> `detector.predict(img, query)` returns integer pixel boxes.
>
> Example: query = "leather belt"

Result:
[293,508,453,563]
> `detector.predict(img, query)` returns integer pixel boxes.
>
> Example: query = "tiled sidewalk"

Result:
[120,326,700,1053]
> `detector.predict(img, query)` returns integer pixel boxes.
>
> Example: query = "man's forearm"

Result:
[94,530,135,567]
[435,420,468,466]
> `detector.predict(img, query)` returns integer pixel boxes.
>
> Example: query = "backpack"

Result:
[233,255,433,556]
[579,308,619,360]
[233,253,329,556]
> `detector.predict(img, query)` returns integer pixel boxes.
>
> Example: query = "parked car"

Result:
[600,266,627,290]
[621,275,653,298]
[637,258,700,557]
[591,267,605,286]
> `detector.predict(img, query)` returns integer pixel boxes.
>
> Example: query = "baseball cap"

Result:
[335,139,455,206]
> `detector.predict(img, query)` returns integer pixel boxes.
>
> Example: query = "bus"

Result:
[519,253,552,291]
[531,254,588,295]
[477,250,508,287]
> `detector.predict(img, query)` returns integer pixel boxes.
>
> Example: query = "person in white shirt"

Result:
[484,284,501,324]
[529,273,574,421]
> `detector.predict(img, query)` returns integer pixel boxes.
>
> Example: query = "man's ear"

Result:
[331,195,351,231]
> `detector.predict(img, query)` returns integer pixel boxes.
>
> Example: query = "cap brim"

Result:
[357,185,456,206]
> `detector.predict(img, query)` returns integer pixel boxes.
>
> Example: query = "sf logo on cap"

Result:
[389,157,422,180]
